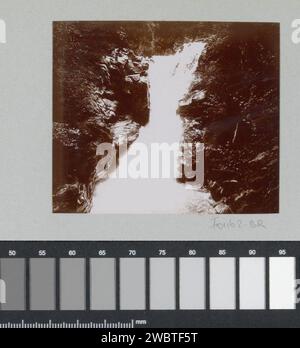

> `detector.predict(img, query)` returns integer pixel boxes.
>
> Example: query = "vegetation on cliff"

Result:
[53,22,150,212]
[180,23,279,213]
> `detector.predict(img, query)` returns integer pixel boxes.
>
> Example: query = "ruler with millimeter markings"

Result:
[0,319,137,329]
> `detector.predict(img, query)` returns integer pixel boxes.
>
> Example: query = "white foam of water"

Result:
[91,42,216,214]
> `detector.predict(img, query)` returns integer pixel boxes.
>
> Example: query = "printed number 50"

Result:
[292,19,300,44]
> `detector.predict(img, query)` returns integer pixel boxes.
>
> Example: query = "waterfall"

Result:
[139,42,206,149]
[91,42,217,214]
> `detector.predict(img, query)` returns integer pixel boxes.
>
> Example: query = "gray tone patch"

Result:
[150,258,176,310]
[60,258,86,310]
[30,259,55,311]
[120,258,146,310]
[0,259,25,310]
[210,258,236,310]
[90,258,116,310]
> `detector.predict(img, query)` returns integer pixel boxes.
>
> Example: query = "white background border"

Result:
[0,0,299,240]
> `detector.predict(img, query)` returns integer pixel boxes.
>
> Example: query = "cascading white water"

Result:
[140,42,205,145]
[91,42,216,214]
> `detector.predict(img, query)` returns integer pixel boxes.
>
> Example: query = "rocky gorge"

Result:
[53,23,150,213]
[179,23,280,213]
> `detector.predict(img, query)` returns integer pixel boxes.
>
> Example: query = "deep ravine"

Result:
[91,43,219,214]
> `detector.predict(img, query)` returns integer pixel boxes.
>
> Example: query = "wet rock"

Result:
[231,120,252,147]
[53,23,150,213]
[111,119,141,146]
[179,23,279,214]
[220,180,239,196]
[214,202,232,214]
[53,183,92,213]
[53,123,81,150]
[125,74,142,83]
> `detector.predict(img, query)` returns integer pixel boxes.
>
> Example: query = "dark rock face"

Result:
[53,23,150,213]
[179,23,280,213]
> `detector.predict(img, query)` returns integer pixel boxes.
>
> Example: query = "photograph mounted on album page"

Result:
[0,0,299,240]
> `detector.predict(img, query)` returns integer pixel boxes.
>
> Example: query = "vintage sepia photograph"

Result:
[53,21,280,214]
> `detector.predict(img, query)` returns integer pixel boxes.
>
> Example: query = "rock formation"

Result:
[179,23,280,213]
[53,23,150,212]
[53,22,280,214]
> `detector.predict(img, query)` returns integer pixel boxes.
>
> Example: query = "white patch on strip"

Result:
[269,258,296,310]
[0,279,6,304]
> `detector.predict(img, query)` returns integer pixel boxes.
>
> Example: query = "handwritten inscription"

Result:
[210,217,266,231]
[292,19,300,44]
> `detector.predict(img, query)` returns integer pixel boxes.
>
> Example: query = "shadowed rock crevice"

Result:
[53,23,150,213]
[179,23,279,213]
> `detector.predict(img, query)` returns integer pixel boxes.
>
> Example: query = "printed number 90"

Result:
[189,250,197,256]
